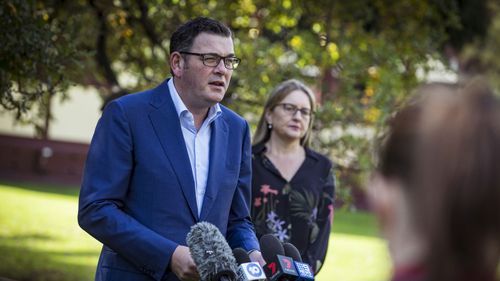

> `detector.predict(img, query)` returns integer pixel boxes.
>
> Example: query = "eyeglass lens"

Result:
[278,103,311,116]
[179,52,240,69]
[203,55,240,69]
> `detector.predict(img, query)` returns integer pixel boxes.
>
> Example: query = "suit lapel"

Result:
[148,80,198,221]
[200,116,228,220]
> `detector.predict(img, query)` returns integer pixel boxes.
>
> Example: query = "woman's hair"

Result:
[252,79,316,147]
[377,79,500,280]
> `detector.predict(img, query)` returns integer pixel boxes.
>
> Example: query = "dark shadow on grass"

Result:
[0,233,99,258]
[0,234,102,280]
[0,242,98,281]
[330,209,382,238]
[0,181,80,198]
[0,233,55,241]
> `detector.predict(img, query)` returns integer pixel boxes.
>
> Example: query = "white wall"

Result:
[0,86,102,144]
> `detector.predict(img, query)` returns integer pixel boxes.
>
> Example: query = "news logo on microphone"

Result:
[241,262,266,280]
[293,261,314,280]
[233,247,266,281]
[262,254,299,280]
[282,241,315,281]
[276,255,298,276]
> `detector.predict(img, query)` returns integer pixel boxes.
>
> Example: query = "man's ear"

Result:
[170,52,184,77]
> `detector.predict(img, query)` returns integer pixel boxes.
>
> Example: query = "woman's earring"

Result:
[267,123,273,129]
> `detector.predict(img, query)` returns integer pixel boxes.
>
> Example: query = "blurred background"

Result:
[1,0,499,280]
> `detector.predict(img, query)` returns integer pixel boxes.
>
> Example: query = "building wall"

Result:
[0,86,102,143]
[0,134,89,186]
[0,87,102,186]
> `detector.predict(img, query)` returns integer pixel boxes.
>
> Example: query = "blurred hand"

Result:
[249,250,266,267]
[170,245,200,281]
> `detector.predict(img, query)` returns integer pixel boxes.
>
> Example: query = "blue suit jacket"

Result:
[78,79,259,281]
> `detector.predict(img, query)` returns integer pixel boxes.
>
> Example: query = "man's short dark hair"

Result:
[170,17,233,54]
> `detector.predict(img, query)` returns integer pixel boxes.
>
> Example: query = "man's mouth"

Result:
[209,81,225,88]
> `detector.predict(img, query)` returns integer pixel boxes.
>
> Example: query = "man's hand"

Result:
[170,245,199,281]
[249,250,266,267]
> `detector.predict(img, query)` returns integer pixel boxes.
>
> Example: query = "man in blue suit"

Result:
[78,17,263,281]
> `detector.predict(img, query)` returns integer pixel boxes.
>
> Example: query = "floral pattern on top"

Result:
[251,143,335,274]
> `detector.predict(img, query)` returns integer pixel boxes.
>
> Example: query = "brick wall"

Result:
[0,134,89,186]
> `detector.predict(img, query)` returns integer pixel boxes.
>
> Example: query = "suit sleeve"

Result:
[225,120,260,252]
[77,101,176,281]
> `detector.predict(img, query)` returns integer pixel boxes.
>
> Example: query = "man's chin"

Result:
[208,92,225,103]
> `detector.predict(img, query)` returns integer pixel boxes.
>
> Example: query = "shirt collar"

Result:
[252,142,267,154]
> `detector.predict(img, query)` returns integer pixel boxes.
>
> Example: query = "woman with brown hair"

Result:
[369,79,500,281]
[251,79,335,273]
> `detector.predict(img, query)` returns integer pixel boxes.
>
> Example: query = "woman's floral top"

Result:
[251,143,335,273]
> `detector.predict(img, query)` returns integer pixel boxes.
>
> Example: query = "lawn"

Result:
[0,182,391,281]
[316,210,391,281]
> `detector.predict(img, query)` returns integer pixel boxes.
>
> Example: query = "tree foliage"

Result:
[0,0,82,138]
[1,0,499,205]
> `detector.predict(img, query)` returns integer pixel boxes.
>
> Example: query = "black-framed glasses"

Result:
[274,103,312,117]
[179,51,241,70]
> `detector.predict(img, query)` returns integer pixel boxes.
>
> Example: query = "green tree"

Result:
[0,0,82,138]
[2,0,498,205]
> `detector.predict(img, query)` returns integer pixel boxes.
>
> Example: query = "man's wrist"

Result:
[247,249,259,255]
[248,249,266,266]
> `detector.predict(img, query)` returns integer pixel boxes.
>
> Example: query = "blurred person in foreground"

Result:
[78,17,263,281]
[251,79,336,273]
[369,79,500,281]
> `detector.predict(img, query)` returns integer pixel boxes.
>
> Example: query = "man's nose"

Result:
[213,59,229,74]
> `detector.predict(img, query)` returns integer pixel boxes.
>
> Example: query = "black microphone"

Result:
[186,221,238,281]
[259,234,299,281]
[232,248,266,281]
[282,242,315,281]
[282,242,302,261]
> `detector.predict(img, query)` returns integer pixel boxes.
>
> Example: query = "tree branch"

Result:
[135,0,167,53]
[88,0,121,92]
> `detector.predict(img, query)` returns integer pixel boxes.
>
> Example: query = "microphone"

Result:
[259,234,299,281]
[186,221,238,281]
[282,242,302,261]
[232,248,266,281]
[282,242,315,281]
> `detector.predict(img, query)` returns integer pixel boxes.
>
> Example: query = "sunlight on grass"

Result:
[315,210,392,281]
[317,233,391,281]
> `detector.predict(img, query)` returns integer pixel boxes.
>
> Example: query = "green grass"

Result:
[0,182,391,281]
[316,210,392,281]
[0,183,100,281]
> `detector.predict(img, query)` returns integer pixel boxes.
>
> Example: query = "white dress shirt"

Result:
[167,79,221,216]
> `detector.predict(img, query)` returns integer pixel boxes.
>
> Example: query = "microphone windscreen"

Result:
[259,234,284,262]
[233,248,251,264]
[282,242,302,262]
[187,221,238,281]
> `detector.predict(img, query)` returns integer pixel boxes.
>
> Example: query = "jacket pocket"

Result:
[98,248,153,281]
